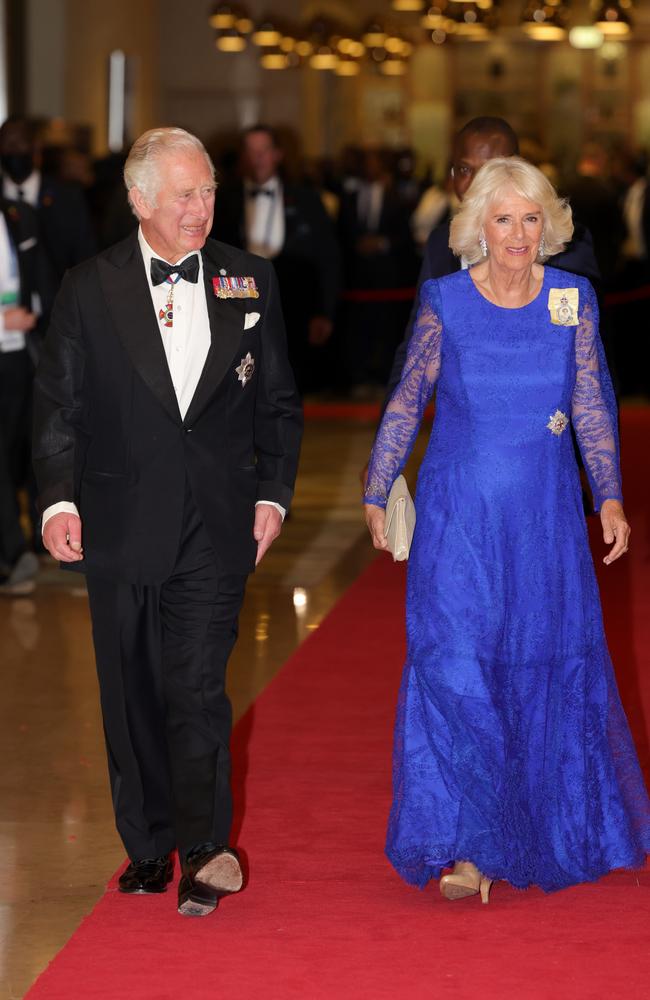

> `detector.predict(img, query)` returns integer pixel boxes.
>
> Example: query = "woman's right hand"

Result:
[365,504,389,552]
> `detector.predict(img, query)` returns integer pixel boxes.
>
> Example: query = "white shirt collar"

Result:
[3,169,41,206]
[137,226,204,281]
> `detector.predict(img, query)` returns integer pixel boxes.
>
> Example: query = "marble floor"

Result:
[0,416,424,1000]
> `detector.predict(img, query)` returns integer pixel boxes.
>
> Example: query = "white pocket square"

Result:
[18,237,37,251]
[244,312,260,330]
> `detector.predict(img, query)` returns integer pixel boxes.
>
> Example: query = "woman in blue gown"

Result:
[364,157,650,901]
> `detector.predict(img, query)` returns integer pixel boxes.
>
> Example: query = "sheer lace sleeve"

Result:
[364,280,442,508]
[571,282,622,510]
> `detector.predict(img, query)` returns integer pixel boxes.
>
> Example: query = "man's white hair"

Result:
[124,127,215,217]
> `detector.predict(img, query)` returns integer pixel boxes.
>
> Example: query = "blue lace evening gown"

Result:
[365,267,650,892]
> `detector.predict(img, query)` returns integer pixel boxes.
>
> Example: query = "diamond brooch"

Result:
[547,410,569,436]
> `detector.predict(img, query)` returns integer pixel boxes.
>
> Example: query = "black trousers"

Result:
[86,483,247,862]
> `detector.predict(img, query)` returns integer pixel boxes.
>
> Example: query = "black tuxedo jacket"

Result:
[383,217,601,403]
[36,175,97,281]
[32,233,303,583]
[1,197,39,310]
[212,179,341,321]
[338,185,418,288]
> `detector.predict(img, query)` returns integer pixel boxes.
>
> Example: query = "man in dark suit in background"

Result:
[0,196,42,593]
[338,148,419,393]
[0,116,97,282]
[212,124,340,393]
[0,193,57,594]
[383,117,600,402]
[33,127,302,917]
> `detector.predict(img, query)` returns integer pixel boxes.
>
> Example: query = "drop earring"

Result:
[538,233,546,259]
[479,234,488,257]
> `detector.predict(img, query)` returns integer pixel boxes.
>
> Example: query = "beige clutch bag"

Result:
[385,475,416,562]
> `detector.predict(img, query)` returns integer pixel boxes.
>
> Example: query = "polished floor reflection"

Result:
[0,418,404,1000]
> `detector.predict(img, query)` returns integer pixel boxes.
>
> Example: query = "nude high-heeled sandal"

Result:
[439,860,493,904]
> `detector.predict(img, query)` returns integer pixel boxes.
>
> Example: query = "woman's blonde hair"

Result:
[124,127,215,216]
[449,156,573,265]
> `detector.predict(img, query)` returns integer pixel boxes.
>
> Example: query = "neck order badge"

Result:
[159,274,182,328]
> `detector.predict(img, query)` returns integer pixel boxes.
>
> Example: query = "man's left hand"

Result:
[254,504,283,565]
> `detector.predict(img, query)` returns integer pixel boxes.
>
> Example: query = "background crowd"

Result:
[1,112,650,594]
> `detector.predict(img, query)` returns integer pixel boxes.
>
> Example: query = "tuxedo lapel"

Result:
[97,234,181,424]
[183,239,244,426]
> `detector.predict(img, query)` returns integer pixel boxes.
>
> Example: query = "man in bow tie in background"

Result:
[212,124,340,393]
[32,127,302,917]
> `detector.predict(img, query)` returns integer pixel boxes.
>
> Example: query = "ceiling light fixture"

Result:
[522,3,568,41]
[594,2,632,37]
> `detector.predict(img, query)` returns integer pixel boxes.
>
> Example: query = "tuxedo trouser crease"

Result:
[86,481,247,862]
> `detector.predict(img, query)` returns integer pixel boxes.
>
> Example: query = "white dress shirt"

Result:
[42,227,285,530]
[244,175,285,259]
[357,181,384,233]
[3,170,41,207]
[138,228,211,419]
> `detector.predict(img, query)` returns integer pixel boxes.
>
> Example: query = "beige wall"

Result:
[63,0,159,154]
[20,0,650,163]
[26,0,66,119]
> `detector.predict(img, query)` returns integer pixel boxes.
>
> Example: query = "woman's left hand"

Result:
[600,499,631,565]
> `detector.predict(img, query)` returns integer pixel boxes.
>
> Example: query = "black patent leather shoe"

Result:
[118,855,173,894]
[177,845,244,917]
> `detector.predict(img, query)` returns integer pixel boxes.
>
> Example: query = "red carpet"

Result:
[26,408,650,1000]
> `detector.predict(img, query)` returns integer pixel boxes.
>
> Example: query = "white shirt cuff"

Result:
[255,500,286,521]
[42,500,283,534]
[42,501,80,533]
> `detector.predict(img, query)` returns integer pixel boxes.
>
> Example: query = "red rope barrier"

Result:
[604,284,650,307]
[342,288,417,303]
[341,284,650,308]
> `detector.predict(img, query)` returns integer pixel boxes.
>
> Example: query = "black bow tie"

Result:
[150,254,200,286]
[247,186,274,199]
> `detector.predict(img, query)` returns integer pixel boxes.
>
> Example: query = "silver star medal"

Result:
[236,352,255,387]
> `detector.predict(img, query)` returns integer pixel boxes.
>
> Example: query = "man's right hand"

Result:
[2,307,37,332]
[43,513,84,562]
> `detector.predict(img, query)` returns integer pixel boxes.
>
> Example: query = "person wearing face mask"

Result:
[0,116,97,283]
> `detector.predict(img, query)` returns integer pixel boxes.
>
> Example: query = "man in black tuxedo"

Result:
[0,116,97,282]
[212,124,340,393]
[338,148,419,390]
[383,117,600,401]
[33,128,302,916]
